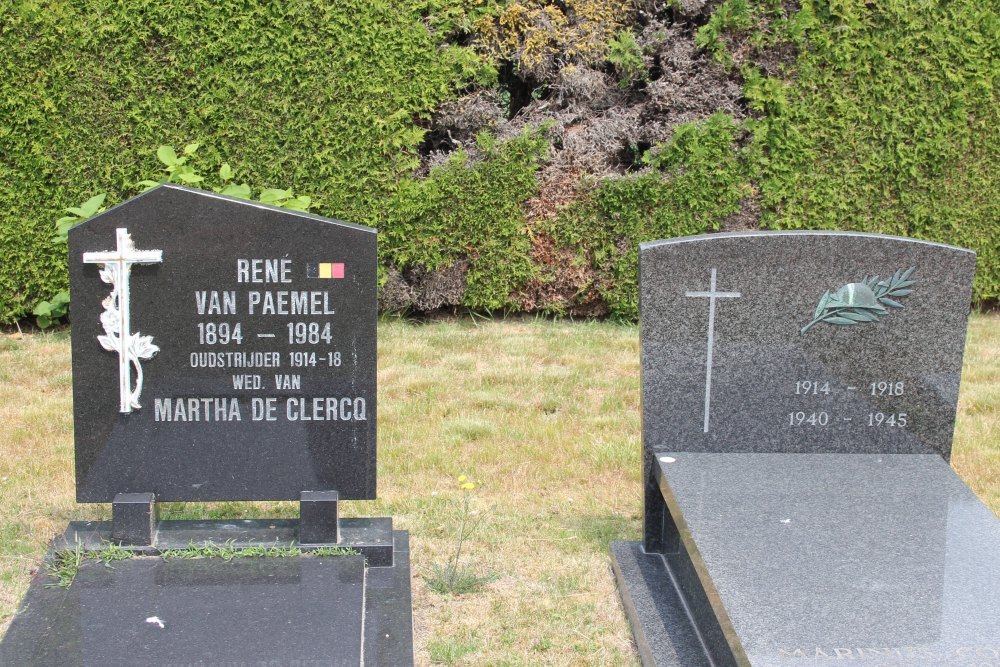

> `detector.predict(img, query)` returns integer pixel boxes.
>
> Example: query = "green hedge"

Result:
[544,0,998,319]
[0,0,488,323]
[384,130,548,310]
[748,0,999,302]
[1,0,996,323]
[549,113,748,318]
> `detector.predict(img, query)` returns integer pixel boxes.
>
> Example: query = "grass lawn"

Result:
[0,315,997,665]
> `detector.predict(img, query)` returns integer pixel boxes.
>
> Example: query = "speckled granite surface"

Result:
[651,452,1000,667]
[640,232,976,459]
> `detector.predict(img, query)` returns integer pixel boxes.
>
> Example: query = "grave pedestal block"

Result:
[299,489,341,545]
[111,492,157,546]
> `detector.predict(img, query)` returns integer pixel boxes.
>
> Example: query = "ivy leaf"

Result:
[175,171,205,184]
[219,183,251,199]
[52,291,71,308]
[54,220,76,242]
[283,196,311,211]
[259,188,290,204]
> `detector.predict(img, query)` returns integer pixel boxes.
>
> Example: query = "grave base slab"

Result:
[616,452,1000,667]
[611,541,714,667]
[55,516,395,566]
[1,531,413,666]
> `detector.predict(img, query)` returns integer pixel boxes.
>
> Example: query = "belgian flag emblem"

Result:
[306,262,345,279]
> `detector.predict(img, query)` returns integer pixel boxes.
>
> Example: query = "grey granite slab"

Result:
[610,541,715,667]
[0,553,367,666]
[69,184,377,502]
[640,232,976,459]
[649,452,1000,667]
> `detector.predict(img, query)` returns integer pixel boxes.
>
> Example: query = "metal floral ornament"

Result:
[82,228,163,412]
[800,268,916,336]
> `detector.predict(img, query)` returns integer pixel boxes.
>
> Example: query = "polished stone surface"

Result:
[620,232,993,666]
[364,532,415,666]
[300,489,341,545]
[1,553,367,666]
[640,232,976,459]
[645,452,1000,666]
[56,517,396,567]
[69,184,377,502]
[2,532,414,666]
[111,492,157,545]
[610,541,715,667]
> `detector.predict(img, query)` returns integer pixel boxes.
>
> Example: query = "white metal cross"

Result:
[83,228,163,413]
[685,268,741,433]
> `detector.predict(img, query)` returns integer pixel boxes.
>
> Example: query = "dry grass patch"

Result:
[0,315,996,665]
[952,312,1000,514]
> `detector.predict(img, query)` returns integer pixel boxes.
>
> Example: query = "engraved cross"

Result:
[83,228,163,413]
[685,268,741,433]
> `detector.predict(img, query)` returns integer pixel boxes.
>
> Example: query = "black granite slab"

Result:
[68,184,377,502]
[640,232,975,459]
[55,517,395,567]
[2,531,414,666]
[616,453,1000,667]
[1,553,367,666]
[364,532,415,666]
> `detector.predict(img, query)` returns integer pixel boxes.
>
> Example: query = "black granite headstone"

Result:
[1,185,414,665]
[612,232,1000,667]
[67,184,377,502]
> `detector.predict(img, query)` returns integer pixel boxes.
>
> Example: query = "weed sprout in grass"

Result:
[426,475,496,595]
[45,541,85,589]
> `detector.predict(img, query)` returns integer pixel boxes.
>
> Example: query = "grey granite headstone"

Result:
[612,232,1000,667]
[67,184,377,501]
[640,232,976,459]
